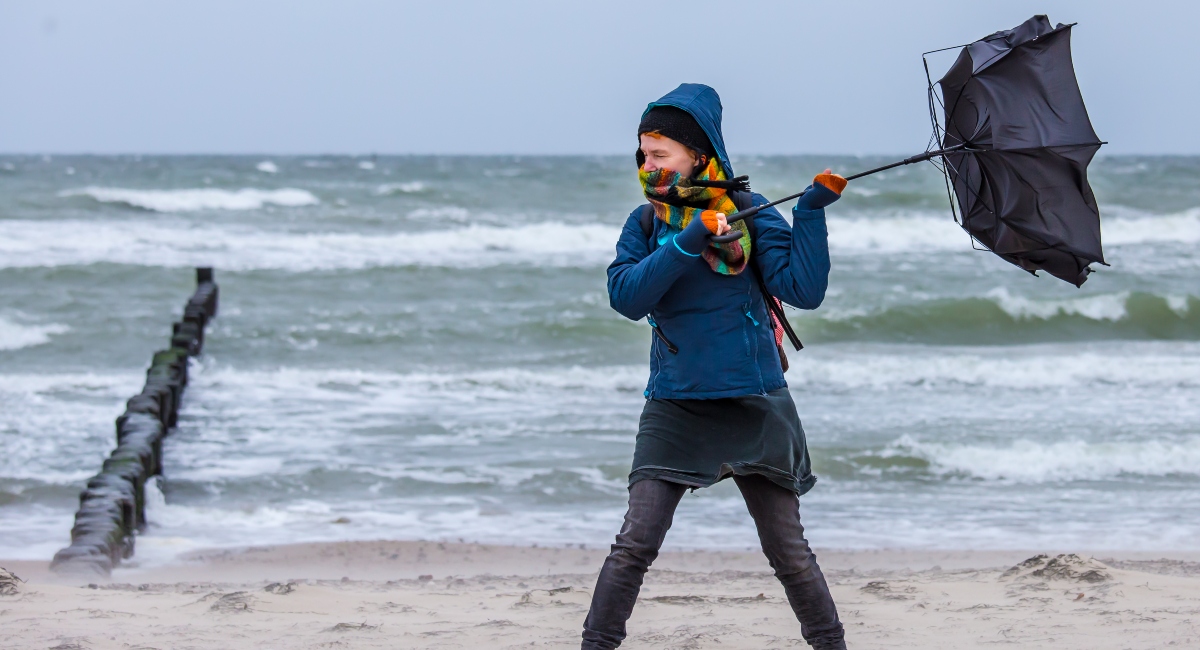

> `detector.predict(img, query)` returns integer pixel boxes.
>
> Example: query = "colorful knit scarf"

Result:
[639,158,750,275]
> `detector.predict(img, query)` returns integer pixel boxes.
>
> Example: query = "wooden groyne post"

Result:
[50,268,219,576]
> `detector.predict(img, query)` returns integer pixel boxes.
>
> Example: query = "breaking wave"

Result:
[826,207,1200,252]
[1097,206,1200,244]
[886,435,1200,483]
[0,318,69,351]
[60,186,319,212]
[0,371,141,484]
[184,363,648,407]
[7,207,1198,271]
[827,214,970,253]
[790,345,1200,390]
[375,181,428,195]
[0,220,618,271]
[803,289,1200,343]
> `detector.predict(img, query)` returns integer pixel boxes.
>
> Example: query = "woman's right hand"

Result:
[814,168,848,194]
[701,211,731,236]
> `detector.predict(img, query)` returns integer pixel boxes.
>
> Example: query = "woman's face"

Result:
[639,133,700,176]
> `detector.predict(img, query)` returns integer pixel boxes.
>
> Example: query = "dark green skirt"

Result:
[629,388,817,495]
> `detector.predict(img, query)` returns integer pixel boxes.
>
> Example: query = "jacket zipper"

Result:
[646,315,666,399]
[744,283,765,394]
[647,316,678,354]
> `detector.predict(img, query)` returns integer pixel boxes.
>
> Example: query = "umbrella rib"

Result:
[935,150,963,227]
[973,142,1105,154]
[923,55,946,151]
[941,152,1002,252]
[919,28,1012,58]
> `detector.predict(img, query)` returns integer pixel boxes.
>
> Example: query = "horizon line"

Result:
[0,150,1186,158]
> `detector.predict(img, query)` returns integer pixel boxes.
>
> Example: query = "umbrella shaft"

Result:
[843,147,960,180]
[726,144,966,225]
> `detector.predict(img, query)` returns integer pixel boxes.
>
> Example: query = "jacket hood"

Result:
[642,83,733,178]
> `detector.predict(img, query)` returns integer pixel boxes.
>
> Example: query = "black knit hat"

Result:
[637,106,715,161]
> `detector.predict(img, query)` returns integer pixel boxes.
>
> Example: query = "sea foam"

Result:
[8,204,1198,271]
[791,344,1200,390]
[826,207,1200,253]
[0,318,69,351]
[0,220,619,270]
[60,187,319,212]
[891,434,1200,483]
[375,181,427,195]
[827,215,971,253]
[1097,207,1200,245]
[985,288,1131,321]
[0,371,141,484]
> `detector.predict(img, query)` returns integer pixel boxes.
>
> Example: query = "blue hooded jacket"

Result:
[607,83,832,400]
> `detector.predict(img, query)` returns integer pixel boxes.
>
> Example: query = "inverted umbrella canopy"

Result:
[937,15,1105,286]
[724,15,1105,288]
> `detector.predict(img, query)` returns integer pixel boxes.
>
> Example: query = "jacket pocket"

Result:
[655,307,761,394]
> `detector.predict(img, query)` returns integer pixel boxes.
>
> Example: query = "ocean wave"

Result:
[0,371,141,484]
[375,181,427,195]
[0,220,618,270]
[59,186,319,212]
[827,214,969,253]
[154,363,648,478]
[804,290,1200,343]
[255,161,278,174]
[186,351,1200,414]
[5,205,1197,270]
[888,435,1200,482]
[983,287,1130,321]
[826,207,1200,253]
[791,345,1200,390]
[0,318,69,351]
[1100,207,1200,245]
[124,481,636,566]
[189,364,648,403]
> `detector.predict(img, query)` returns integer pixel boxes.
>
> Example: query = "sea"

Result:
[1,154,1198,565]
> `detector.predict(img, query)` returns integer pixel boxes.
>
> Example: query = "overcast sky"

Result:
[2,0,1196,155]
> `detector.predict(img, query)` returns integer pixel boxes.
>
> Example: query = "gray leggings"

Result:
[581,475,846,650]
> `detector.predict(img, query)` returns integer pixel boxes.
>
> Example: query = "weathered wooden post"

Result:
[51,268,219,575]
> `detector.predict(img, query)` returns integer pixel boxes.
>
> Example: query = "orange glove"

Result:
[814,168,847,195]
[699,209,724,234]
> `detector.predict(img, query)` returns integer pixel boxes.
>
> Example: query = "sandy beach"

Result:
[3,542,1198,649]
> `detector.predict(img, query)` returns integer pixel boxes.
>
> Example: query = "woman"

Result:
[583,84,848,650]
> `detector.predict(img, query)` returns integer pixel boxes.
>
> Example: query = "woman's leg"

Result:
[582,478,688,650]
[733,473,847,650]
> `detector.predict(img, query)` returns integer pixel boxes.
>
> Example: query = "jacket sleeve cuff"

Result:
[673,219,711,255]
[672,235,702,257]
[794,183,840,213]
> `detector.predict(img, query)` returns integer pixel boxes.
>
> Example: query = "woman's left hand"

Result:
[796,168,846,212]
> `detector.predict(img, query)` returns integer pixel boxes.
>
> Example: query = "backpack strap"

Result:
[638,204,655,242]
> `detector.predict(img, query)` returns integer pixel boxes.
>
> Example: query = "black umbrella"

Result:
[721,15,1106,287]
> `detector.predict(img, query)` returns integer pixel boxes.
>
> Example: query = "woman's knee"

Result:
[608,479,686,565]
[733,474,818,573]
